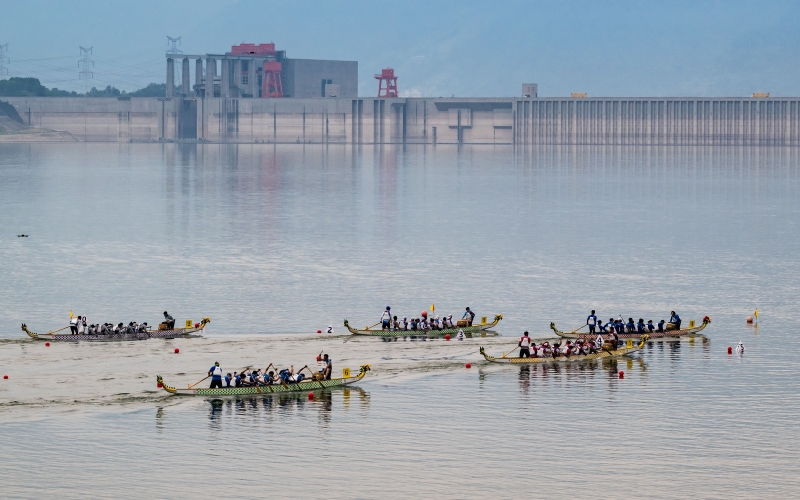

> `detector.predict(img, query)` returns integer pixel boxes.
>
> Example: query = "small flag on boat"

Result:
[430,304,435,313]
[69,310,73,319]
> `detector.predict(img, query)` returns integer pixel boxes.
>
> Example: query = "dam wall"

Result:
[4,96,800,146]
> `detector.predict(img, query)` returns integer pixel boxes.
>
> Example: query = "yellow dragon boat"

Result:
[480,335,648,364]
[344,314,502,338]
[156,365,371,397]
[551,317,710,341]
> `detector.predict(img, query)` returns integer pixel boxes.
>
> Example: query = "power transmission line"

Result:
[78,46,94,94]
[0,44,9,79]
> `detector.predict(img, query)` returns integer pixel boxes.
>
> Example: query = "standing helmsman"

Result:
[380,306,392,330]
[208,361,223,388]
[587,310,597,334]
[518,331,532,358]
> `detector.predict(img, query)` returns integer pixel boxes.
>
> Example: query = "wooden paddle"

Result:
[502,346,520,358]
[571,323,588,333]
[365,322,381,330]
[46,325,70,335]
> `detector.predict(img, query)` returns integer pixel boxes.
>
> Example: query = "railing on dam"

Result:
[514,98,800,146]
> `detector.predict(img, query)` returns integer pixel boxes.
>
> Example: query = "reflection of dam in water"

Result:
[4,95,800,146]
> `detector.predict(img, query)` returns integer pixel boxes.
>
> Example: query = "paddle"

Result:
[46,325,70,335]
[365,322,381,330]
[571,323,588,333]
[502,346,520,358]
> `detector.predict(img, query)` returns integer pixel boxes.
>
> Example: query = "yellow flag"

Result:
[430,303,435,312]
[69,310,73,319]
[754,309,758,318]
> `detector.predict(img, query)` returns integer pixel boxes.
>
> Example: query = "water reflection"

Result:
[203,387,370,431]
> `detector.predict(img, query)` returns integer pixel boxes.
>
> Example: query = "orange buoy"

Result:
[174,347,179,354]
[728,346,732,354]
[45,342,50,347]
[445,334,451,341]
[465,363,471,369]
[746,316,753,323]
[307,392,314,400]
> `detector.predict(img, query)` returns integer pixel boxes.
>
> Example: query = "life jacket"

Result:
[520,336,531,348]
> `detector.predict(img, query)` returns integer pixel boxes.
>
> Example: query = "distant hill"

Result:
[0,77,166,97]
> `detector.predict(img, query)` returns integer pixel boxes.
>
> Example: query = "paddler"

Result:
[320,354,332,380]
[208,361,223,389]
[381,306,392,330]
[163,311,175,329]
[463,307,476,326]
[70,314,79,335]
[587,310,597,334]
[518,331,532,358]
[668,311,681,330]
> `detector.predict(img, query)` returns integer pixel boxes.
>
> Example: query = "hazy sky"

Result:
[2,0,799,97]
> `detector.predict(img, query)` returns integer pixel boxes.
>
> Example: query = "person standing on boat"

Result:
[669,311,681,330]
[381,307,392,330]
[463,307,476,326]
[208,362,223,389]
[518,331,532,358]
[587,310,597,334]
[69,315,79,335]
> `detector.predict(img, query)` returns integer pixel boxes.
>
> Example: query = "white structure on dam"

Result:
[4,95,800,146]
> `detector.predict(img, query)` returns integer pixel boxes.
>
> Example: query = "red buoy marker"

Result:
[174,347,179,354]
[445,334,451,341]
[465,363,471,369]
[308,392,314,400]
[45,342,50,347]
[3,375,7,379]
[317,330,322,334]
[618,370,624,378]
[157,383,163,388]
[727,346,732,354]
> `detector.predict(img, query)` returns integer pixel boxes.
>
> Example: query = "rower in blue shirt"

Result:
[626,317,635,333]
[669,311,681,330]
[587,310,598,334]
[208,361,223,389]
[657,319,666,332]
[637,318,646,333]
[597,320,607,333]
[224,373,232,387]
[463,307,476,326]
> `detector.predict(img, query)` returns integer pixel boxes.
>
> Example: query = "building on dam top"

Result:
[166,42,357,99]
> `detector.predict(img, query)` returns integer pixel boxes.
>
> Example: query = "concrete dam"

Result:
[4,95,800,146]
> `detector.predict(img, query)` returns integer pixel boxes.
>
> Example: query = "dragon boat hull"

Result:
[550,318,710,341]
[21,318,210,342]
[156,365,370,397]
[479,336,648,364]
[344,315,502,338]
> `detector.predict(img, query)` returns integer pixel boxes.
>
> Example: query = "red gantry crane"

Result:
[375,68,398,98]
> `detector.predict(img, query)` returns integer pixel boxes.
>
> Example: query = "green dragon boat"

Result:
[343,314,502,338]
[479,335,648,364]
[156,364,371,397]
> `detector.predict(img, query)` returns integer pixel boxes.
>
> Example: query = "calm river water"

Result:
[0,143,798,498]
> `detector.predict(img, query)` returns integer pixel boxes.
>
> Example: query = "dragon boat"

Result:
[479,335,648,364]
[156,365,371,397]
[21,317,210,342]
[550,317,711,341]
[343,314,502,338]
